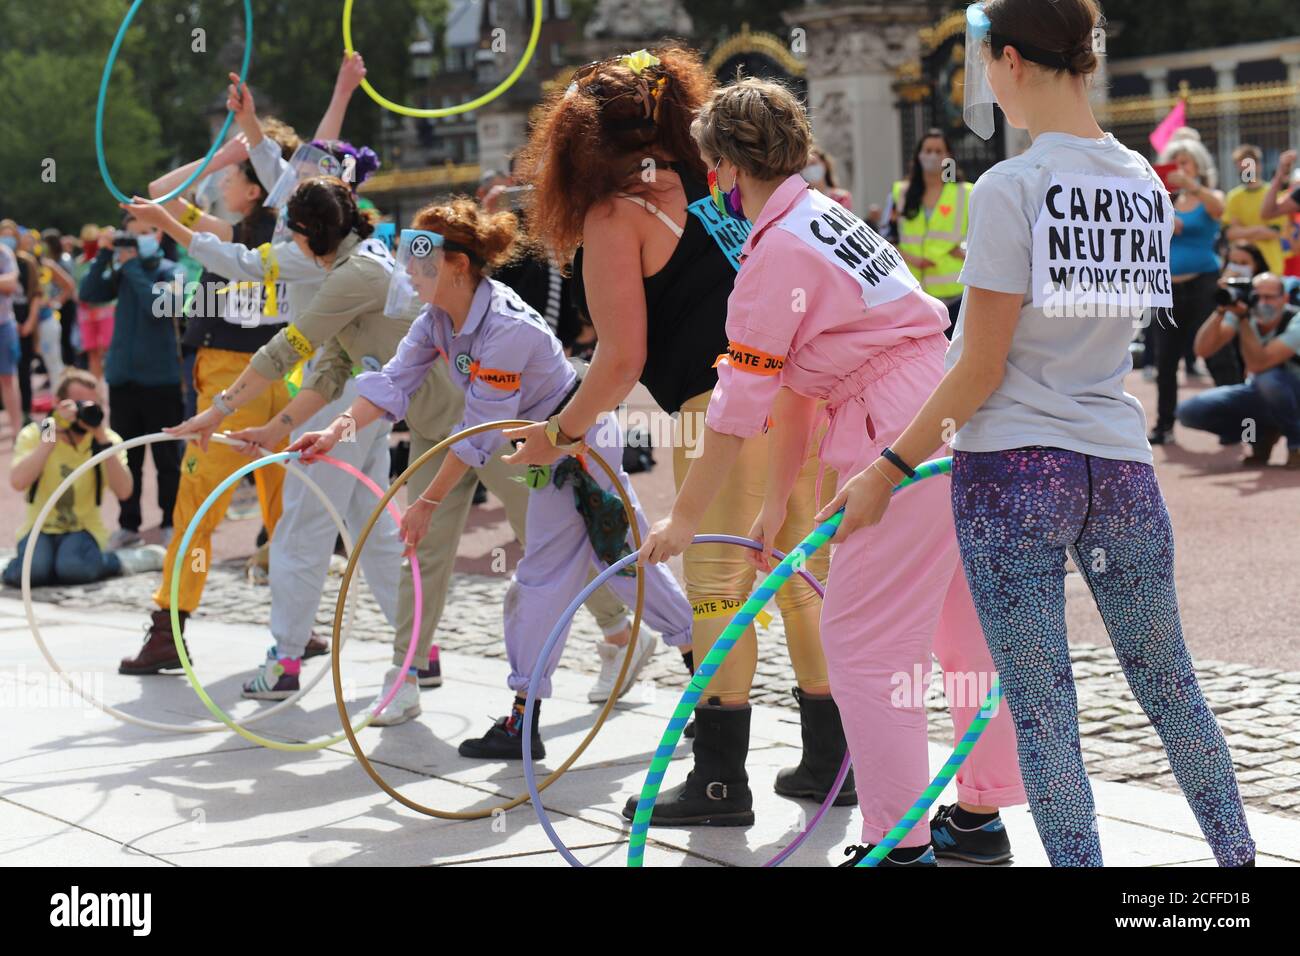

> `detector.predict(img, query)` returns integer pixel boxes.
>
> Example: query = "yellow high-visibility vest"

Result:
[891,179,973,301]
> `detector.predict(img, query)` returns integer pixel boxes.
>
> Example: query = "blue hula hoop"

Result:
[521,534,848,868]
[95,0,254,204]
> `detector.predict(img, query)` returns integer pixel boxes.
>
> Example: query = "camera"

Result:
[54,400,104,435]
[112,236,139,250]
[1214,278,1255,308]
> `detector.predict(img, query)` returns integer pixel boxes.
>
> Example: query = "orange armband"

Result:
[468,362,522,392]
[713,341,785,376]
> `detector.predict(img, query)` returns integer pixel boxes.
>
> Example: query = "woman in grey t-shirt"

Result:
[816,0,1255,867]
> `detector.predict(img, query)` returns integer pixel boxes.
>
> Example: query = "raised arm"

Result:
[314,53,368,142]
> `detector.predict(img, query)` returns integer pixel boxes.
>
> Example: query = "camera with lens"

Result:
[1214,278,1256,308]
[112,236,139,251]
[53,400,104,436]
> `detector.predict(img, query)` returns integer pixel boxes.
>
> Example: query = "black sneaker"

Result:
[417,656,442,688]
[929,804,1013,864]
[839,843,937,867]
[458,704,544,760]
[1148,427,1171,446]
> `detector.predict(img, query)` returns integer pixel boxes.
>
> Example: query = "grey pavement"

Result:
[17,555,1300,821]
[2,587,1299,866]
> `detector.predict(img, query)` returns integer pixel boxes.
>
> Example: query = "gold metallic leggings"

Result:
[673,391,832,705]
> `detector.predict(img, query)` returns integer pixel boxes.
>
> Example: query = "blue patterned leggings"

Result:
[951,448,1255,866]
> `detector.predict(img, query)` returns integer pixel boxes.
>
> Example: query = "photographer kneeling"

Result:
[5,370,136,586]
[1176,273,1300,468]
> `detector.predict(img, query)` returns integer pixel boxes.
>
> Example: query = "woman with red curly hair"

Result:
[505,47,852,827]
[292,198,693,758]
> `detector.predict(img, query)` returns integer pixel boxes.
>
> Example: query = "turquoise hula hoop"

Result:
[627,456,955,867]
[95,0,254,204]
[856,678,1003,866]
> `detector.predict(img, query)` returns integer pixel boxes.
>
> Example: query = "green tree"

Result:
[0,0,447,230]
[0,49,163,230]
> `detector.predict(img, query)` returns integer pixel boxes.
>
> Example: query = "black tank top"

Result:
[572,163,736,414]
[183,211,283,353]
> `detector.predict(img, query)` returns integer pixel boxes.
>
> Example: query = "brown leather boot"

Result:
[119,609,190,675]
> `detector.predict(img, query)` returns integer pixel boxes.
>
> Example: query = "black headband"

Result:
[989,32,1076,71]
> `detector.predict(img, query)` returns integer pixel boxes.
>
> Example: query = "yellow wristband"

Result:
[179,202,203,228]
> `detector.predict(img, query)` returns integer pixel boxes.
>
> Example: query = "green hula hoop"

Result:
[167,449,416,752]
[95,0,253,204]
[343,0,542,118]
[627,456,955,867]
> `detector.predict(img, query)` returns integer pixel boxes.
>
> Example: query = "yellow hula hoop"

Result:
[342,0,543,118]
[331,420,646,820]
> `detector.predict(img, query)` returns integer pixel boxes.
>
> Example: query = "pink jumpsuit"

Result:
[706,176,1026,846]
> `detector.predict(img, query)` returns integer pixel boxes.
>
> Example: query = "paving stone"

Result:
[15,556,1300,823]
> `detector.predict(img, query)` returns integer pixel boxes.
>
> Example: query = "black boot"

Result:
[681,650,696,739]
[621,703,753,826]
[458,697,544,760]
[774,688,856,807]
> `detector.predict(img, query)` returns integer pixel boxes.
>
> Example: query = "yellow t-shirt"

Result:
[1223,185,1289,274]
[14,423,127,549]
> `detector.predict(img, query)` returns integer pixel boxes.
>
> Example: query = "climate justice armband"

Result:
[713,341,786,376]
[284,324,315,358]
[468,362,522,392]
[179,202,203,228]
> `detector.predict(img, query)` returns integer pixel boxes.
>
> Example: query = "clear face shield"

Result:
[264,144,345,211]
[385,229,445,318]
[963,3,998,141]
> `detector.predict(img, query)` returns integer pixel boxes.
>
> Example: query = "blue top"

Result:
[1170,201,1221,276]
[79,249,182,388]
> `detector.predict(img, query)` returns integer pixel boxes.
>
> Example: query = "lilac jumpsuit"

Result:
[357,278,692,697]
[706,176,1026,846]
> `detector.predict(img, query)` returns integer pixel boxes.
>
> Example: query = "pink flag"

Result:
[1149,100,1187,154]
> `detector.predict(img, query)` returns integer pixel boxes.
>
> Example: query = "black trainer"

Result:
[839,843,938,867]
[929,804,1013,864]
[621,704,753,827]
[458,699,544,760]
[773,688,856,806]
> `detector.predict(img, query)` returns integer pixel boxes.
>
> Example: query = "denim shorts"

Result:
[0,319,19,376]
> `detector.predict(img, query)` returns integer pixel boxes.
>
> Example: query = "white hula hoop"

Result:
[20,431,359,733]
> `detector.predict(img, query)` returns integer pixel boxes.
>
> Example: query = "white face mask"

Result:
[919,154,945,173]
[1224,262,1253,278]
[1255,302,1281,323]
[801,163,826,184]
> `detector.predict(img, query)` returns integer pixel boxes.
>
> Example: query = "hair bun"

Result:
[1068,44,1098,75]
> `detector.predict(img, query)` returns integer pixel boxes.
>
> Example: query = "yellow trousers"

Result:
[674,391,833,705]
[154,347,290,613]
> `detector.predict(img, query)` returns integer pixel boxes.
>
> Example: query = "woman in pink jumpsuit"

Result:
[640,78,1025,866]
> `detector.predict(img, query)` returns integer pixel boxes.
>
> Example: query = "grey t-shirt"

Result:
[946,132,1172,464]
[0,243,16,324]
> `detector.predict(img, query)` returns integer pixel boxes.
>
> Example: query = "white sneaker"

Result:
[107,528,143,550]
[369,668,421,726]
[587,630,657,702]
[114,544,166,575]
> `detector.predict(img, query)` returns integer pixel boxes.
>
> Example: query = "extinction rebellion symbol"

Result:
[410,235,434,259]
[455,353,474,375]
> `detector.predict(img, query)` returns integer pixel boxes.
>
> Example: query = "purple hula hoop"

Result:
[521,533,852,867]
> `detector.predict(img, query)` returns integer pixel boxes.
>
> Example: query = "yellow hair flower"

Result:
[620,49,661,75]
